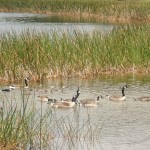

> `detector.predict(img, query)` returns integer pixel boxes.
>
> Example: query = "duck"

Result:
[1,84,17,92]
[134,96,150,101]
[1,87,12,92]
[107,85,128,101]
[38,95,57,103]
[79,96,102,107]
[51,95,77,108]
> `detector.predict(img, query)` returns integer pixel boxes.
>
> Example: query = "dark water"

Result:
[0,12,114,35]
[1,75,150,149]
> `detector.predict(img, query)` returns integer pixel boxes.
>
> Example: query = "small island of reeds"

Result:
[0,25,150,81]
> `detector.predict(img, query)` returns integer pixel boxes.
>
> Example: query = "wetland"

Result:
[0,0,150,149]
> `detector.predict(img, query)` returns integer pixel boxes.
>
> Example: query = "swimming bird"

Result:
[79,96,102,107]
[6,77,30,90]
[107,85,128,101]
[134,96,150,101]
[61,88,80,102]
[1,84,18,92]
[51,95,77,108]
[1,87,12,92]
[38,95,57,103]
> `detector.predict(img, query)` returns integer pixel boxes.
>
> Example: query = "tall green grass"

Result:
[0,25,150,81]
[0,0,150,23]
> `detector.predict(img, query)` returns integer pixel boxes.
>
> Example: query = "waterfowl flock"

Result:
[1,78,150,110]
[39,85,128,108]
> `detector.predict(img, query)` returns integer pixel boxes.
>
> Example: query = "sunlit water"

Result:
[1,75,150,150]
[0,12,114,35]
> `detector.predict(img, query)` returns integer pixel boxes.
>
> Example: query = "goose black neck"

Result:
[75,92,80,101]
[122,87,125,96]
[24,78,28,87]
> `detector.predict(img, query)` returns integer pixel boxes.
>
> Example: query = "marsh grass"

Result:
[0,24,150,81]
[0,0,150,23]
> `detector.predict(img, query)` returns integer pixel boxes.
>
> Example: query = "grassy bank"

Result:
[0,0,150,24]
[0,25,150,81]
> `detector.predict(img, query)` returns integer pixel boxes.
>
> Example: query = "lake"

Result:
[1,75,150,150]
[0,12,114,35]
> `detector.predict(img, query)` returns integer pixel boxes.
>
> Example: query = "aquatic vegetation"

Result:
[0,0,150,23]
[0,24,150,81]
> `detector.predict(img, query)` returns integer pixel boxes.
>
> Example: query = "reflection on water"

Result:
[0,12,108,23]
[1,75,150,149]
[0,12,114,35]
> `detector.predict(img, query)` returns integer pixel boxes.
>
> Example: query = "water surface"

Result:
[0,12,114,35]
[1,75,150,150]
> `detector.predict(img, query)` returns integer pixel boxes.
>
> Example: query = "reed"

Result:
[0,92,53,149]
[0,0,150,23]
[0,24,150,81]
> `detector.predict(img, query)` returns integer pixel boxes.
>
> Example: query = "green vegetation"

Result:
[0,25,150,81]
[0,0,149,81]
[0,0,150,23]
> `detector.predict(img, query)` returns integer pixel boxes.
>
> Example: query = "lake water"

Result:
[0,12,114,35]
[1,75,150,150]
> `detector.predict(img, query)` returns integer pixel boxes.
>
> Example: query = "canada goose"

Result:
[61,88,80,102]
[6,77,30,90]
[108,85,128,101]
[38,96,57,103]
[134,96,150,101]
[79,96,102,107]
[51,95,77,108]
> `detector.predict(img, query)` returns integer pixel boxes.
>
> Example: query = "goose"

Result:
[107,85,128,101]
[61,88,80,102]
[6,77,30,90]
[79,96,102,107]
[134,96,150,101]
[38,95,57,103]
[51,95,77,108]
